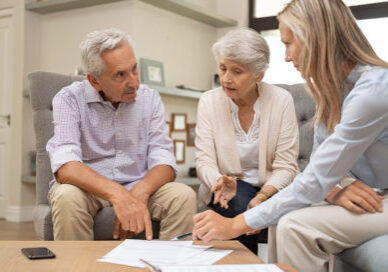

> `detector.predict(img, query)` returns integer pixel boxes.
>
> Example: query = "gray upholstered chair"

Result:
[277,84,315,172]
[279,83,387,272]
[28,71,159,240]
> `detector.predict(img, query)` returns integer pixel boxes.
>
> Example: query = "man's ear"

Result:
[255,73,265,83]
[87,73,102,91]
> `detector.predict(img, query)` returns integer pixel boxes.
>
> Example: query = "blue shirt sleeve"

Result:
[46,90,83,174]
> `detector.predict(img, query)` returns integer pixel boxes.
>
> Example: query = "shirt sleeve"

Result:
[264,94,300,190]
[244,75,388,230]
[195,94,223,190]
[46,91,83,174]
[146,92,177,172]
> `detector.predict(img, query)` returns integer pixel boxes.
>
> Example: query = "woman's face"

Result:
[279,22,303,72]
[218,57,263,101]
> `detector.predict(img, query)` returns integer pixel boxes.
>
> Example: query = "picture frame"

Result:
[171,113,187,132]
[186,123,196,147]
[140,58,165,86]
[173,140,186,164]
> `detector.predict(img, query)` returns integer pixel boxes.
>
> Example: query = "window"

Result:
[253,1,388,84]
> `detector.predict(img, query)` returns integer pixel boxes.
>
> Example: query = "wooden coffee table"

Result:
[0,240,296,272]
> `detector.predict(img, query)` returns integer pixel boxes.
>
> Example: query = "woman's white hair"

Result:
[80,28,134,78]
[212,28,270,76]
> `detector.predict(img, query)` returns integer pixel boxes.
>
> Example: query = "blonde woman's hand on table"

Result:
[192,210,253,242]
[211,175,237,209]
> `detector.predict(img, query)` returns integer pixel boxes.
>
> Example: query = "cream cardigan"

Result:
[195,82,300,204]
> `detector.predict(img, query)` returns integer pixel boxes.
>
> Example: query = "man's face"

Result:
[88,42,139,104]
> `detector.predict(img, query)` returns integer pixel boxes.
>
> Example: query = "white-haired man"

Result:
[47,28,196,240]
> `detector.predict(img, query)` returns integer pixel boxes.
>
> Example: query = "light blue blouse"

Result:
[244,65,388,229]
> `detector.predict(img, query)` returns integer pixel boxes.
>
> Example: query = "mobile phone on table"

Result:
[21,247,56,259]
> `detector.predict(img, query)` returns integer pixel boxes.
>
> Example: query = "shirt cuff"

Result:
[148,149,177,174]
[49,148,83,174]
[243,207,267,230]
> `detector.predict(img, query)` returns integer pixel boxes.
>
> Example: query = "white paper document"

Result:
[159,264,284,272]
[97,239,232,268]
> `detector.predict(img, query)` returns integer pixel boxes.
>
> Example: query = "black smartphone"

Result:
[21,247,56,260]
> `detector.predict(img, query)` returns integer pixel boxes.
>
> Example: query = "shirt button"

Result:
[117,132,122,137]
[118,150,122,154]
[115,111,119,116]
[115,168,119,173]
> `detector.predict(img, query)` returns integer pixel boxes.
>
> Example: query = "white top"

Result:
[229,98,260,186]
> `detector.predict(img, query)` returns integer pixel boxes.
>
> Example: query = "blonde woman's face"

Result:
[279,22,302,71]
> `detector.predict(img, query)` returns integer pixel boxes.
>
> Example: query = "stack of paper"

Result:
[97,239,233,268]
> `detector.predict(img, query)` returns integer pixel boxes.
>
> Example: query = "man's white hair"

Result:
[80,28,135,78]
[212,28,270,76]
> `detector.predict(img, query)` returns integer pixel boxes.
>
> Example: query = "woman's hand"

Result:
[211,175,237,209]
[326,180,384,214]
[247,193,267,210]
[192,210,253,242]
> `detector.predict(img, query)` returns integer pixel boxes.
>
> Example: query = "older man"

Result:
[47,28,196,240]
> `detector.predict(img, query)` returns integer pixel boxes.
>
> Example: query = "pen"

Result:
[139,258,162,272]
[171,232,192,240]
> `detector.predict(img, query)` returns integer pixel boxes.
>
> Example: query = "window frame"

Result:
[249,0,388,32]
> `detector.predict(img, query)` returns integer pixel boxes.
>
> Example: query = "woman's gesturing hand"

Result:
[211,175,237,209]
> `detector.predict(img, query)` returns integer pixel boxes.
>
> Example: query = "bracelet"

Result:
[257,191,271,200]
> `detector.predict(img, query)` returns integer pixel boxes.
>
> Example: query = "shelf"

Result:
[22,175,36,184]
[149,85,203,100]
[139,0,237,27]
[176,177,200,186]
[25,0,125,14]
[25,0,237,27]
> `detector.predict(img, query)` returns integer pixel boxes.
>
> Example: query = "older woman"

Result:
[195,28,299,254]
[193,1,388,271]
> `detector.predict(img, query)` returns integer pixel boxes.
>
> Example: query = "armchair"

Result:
[28,71,159,240]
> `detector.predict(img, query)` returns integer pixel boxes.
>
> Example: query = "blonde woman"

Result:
[193,1,388,271]
[195,28,299,254]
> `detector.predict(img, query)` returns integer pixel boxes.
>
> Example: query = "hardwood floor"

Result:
[0,219,39,240]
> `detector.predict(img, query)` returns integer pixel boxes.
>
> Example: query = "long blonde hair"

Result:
[278,0,388,132]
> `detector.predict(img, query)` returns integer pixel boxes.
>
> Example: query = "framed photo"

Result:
[174,140,186,164]
[140,58,165,86]
[171,113,187,132]
[186,123,196,147]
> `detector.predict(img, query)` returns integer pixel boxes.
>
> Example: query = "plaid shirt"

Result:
[47,80,176,191]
